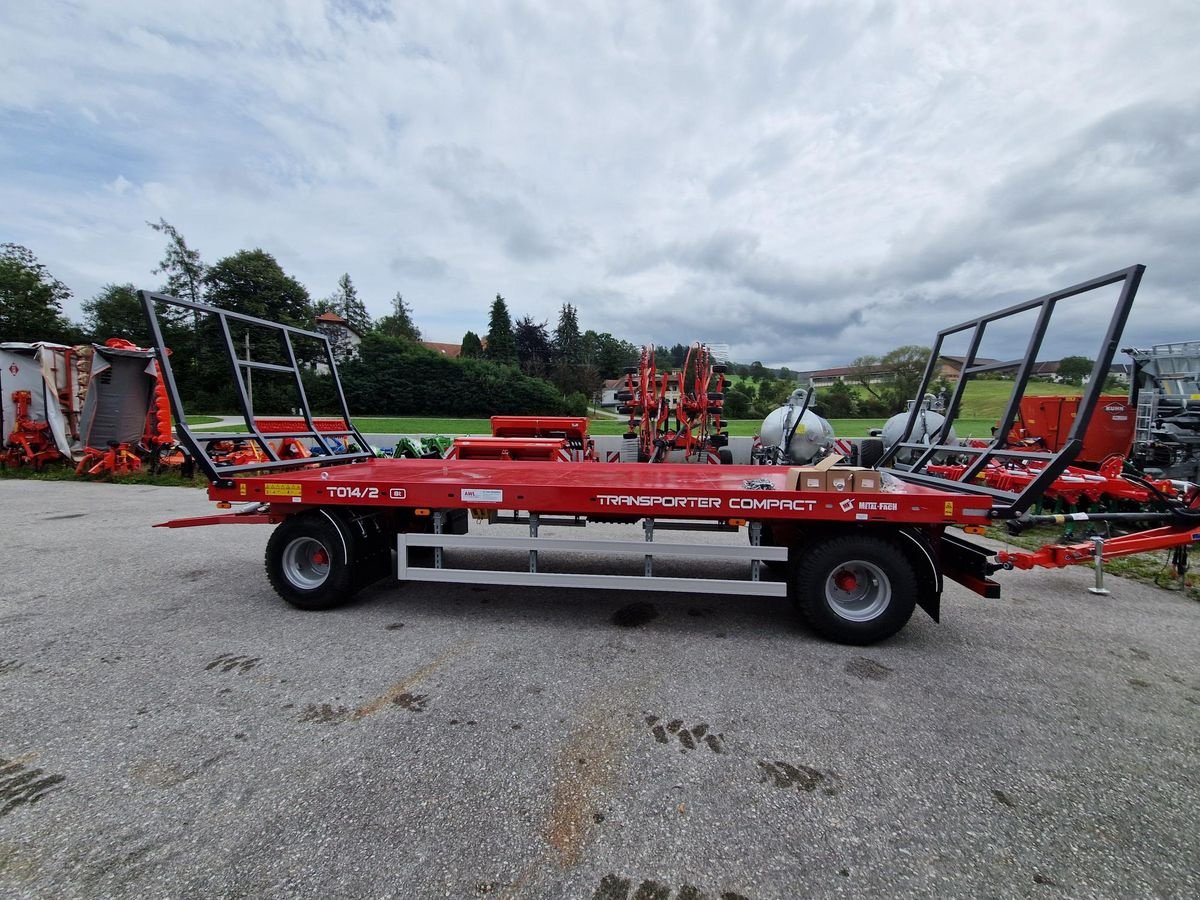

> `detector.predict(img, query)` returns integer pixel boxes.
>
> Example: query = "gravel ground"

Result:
[1,480,1197,899]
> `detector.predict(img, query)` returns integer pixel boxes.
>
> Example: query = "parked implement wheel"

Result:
[791,534,917,644]
[265,512,358,610]
[857,438,885,469]
[718,448,733,465]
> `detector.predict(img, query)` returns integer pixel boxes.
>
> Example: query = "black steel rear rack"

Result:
[139,290,375,483]
[879,265,1145,518]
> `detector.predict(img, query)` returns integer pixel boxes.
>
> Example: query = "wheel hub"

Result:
[824,559,891,623]
[281,536,332,590]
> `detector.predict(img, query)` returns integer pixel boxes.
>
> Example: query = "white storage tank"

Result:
[881,394,956,463]
[757,389,836,464]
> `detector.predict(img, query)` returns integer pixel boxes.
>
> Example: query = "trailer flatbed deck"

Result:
[200,458,991,526]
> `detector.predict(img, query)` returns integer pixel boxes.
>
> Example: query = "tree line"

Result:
[2,228,968,421]
[0,224,642,417]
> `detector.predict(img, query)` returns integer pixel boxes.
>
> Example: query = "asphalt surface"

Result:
[1,480,1197,899]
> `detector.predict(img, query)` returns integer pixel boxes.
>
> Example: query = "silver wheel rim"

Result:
[281,536,331,590]
[824,559,890,622]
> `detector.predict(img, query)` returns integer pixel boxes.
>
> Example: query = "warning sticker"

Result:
[944,501,954,517]
[461,488,503,504]
[265,483,303,497]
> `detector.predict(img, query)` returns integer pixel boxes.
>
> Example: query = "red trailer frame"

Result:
[138,264,1200,645]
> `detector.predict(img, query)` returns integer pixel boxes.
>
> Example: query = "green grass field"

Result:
[924,380,1084,418]
[195,379,1101,437]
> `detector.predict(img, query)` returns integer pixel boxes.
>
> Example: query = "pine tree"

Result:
[459,331,483,358]
[484,294,518,365]
[553,302,582,364]
[376,292,421,341]
[149,219,206,303]
[551,302,586,394]
[514,315,552,377]
[327,273,371,334]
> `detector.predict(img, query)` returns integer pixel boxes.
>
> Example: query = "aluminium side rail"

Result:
[139,290,375,483]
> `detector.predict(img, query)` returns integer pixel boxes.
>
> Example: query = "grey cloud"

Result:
[423,144,562,262]
[328,0,395,25]
[389,249,447,280]
[885,100,1200,296]
[707,133,801,201]
[4,3,1197,370]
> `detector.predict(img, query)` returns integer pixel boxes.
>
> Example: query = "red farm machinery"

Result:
[617,342,731,464]
[444,416,598,463]
[910,355,1196,526]
[1,338,189,477]
[1,341,85,470]
[141,264,1199,645]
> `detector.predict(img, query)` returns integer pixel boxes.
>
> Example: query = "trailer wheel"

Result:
[792,534,917,644]
[265,512,358,611]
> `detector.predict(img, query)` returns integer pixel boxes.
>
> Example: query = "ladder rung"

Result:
[238,360,296,374]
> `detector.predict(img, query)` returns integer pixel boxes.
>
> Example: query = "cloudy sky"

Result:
[2,1,1198,369]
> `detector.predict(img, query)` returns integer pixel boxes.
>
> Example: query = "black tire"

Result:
[718,448,733,465]
[265,512,359,611]
[623,432,638,440]
[791,534,917,644]
[615,391,633,402]
[624,366,638,375]
[617,405,634,415]
[857,438,885,469]
[707,391,724,402]
[712,364,727,374]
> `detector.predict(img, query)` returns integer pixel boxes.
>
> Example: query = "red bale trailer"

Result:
[141,264,1200,644]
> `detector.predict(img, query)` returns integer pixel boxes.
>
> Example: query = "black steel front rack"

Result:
[878,264,1145,517]
[139,290,375,484]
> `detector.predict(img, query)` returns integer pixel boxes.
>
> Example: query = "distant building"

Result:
[799,355,1094,387]
[314,311,362,372]
[421,338,489,358]
[935,355,1004,380]
[600,377,625,408]
[420,341,463,358]
[802,364,894,387]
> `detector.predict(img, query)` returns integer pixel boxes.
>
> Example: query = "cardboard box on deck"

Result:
[851,468,883,492]
[785,454,841,492]
[785,457,884,493]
